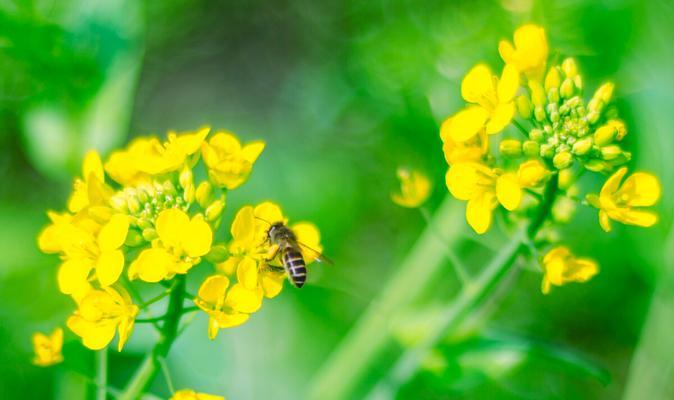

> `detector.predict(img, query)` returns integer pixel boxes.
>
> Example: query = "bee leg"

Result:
[264,244,280,262]
[261,264,285,273]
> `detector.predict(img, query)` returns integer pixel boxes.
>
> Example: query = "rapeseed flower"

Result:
[201,131,265,189]
[32,328,63,367]
[499,24,548,80]
[194,275,257,340]
[541,247,598,294]
[391,167,431,208]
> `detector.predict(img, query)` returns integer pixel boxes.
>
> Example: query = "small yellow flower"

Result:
[439,117,488,165]
[499,24,549,81]
[194,275,257,340]
[170,389,225,400]
[67,286,138,351]
[32,328,63,367]
[586,167,660,232]
[541,246,599,294]
[517,159,550,188]
[129,209,212,282]
[445,64,519,142]
[201,131,265,190]
[391,167,431,208]
[68,151,111,213]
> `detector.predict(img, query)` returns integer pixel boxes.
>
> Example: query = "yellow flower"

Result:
[499,24,548,80]
[541,246,599,294]
[440,117,488,164]
[445,162,521,234]
[194,275,257,340]
[68,151,111,214]
[171,389,225,400]
[67,286,138,351]
[391,167,431,208]
[586,167,660,232]
[445,63,519,142]
[201,131,265,189]
[129,209,212,282]
[105,127,209,186]
[517,159,550,188]
[32,328,63,367]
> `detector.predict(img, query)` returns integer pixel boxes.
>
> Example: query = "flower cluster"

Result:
[438,24,660,293]
[35,126,324,364]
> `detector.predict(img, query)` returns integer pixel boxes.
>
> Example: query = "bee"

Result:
[266,221,331,288]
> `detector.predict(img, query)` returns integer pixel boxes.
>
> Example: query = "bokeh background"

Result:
[1,0,673,399]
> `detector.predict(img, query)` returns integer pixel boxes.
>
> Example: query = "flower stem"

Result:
[119,275,186,400]
[96,348,107,400]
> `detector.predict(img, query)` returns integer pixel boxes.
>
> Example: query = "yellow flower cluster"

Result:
[436,24,661,294]
[35,126,324,360]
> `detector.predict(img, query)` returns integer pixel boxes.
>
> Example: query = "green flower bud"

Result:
[548,88,560,104]
[125,229,145,247]
[586,110,600,125]
[572,137,593,155]
[593,124,616,146]
[562,58,578,78]
[608,119,627,140]
[127,197,141,214]
[516,95,533,119]
[529,81,547,106]
[142,228,157,241]
[534,106,546,122]
[499,139,522,157]
[183,183,195,203]
[545,67,561,91]
[205,198,226,222]
[574,75,583,91]
[540,143,555,158]
[523,141,540,157]
[179,166,193,190]
[601,145,622,160]
[196,181,214,209]
[553,151,573,169]
[560,78,575,99]
[529,128,544,142]
[584,159,607,172]
[136,188,149,203]
[205,244,229,264]
[594,82,615,103]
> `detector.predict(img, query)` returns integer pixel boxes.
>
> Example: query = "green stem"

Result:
[96,348,107,400]
[119,275,186,400]
[512,119,531,138]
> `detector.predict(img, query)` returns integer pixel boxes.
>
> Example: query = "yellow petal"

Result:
[225,283,263,313]
[498,40,515,65]
[260,271,286,298]
[461,64,496,105]
[446,106,489,142]
[231,206,256,243]
[517,160,549,188]
[497,64,519,103]
[496,173,522,211]
[58,258,93,295]
[170,126,210,155]
[292,222,322,263]
[67,315,117,350]
[619,172,661,207]
[96,250,124,287]
[129,248,173,283]
[237,257,259,289]
[600,167,627,198]
[83,150,105,182]
[197,275,230,306]
[599,210,612,232]
[466,192,496,234]
[117,309,138,351]
[156,209,190,247]
[445,162,493,201]
[254,201,286,226]
[181,216,213,258]
[241,141,266,163]
[611,209,658,228]
[391,167,432,208]
[213,310,249,329]
[485,102,515,134]
[97,214,129,251]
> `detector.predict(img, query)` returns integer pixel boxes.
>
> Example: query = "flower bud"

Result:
[594,82,615,103]
[545,67,561,91]
[179,165,193,190]
[499,139,522,157]
[127,197,141,214]
[523,141,540,157]
[540,143,555,158]
[562,58,578,78]
[586,110,600,125]
[548,89,560,104]
[529,128,544,142]
[518,160,549,187]
[205,244,229,263]
[600,145,622,160]
[572,137,593,155]
[142,228,157,241]
[205,198,225,222]
[534,106,546,122]
[558,168,574,190]
[553,197,576,223]
[196,181,214,208]
[183,183,195,203]
[574,75,583,91]
[529,81,546,106]
[516,95,532,119]
[110,195,128,213]
[584,159,607,172]
[553,151,573,169]
[608,119,627,140]
[560,78,575,99]
[593,124,616,146]
[125,229,144,247]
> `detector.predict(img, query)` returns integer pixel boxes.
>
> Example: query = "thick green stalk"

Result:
[120,275,186,400]
[310,176,558,400]
[96,348,107,400]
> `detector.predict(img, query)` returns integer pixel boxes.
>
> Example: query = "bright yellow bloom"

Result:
[32,328,63,366]
[445,64,519,142]
[541,246,598,294]
[391,167,431,208]
[194,275,256,340]
[586,167,660,232]
[67,286,138,351]
[517,160,550,187]
[171,389,225,400]
[201,131,265,189]
[440,117,488,164]
[68,151,111,214]
[105,127,209,186]
[499,24,548,80]
[129,209,212,282]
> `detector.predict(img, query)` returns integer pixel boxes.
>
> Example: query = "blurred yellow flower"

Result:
[541,246,598,294]
[67,286,138,351]
[194,275,257,340]
[171,389,225,400]
[68,151,111,214]
[586,167,660,232]
[202,131,265,190]
[440,117,488,165]
[445,64,519,142]
[32,328,63,367]
[391,167,431,208]
[129,209,212,282]
[517,159,549,187]
[499,24,548,80]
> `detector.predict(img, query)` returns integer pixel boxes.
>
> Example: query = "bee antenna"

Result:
[254,216,272,226]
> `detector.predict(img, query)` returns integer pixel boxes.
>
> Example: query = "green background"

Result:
[1,0,672,398]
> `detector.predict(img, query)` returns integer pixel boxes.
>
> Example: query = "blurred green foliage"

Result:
[1,0,673,399]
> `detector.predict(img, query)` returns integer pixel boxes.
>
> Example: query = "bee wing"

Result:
[295,240,334,265]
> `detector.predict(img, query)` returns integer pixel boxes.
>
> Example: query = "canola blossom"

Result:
[35,127,323,398]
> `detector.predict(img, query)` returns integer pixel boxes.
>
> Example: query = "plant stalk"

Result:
[96,348,107,400]
[120,275,186,400]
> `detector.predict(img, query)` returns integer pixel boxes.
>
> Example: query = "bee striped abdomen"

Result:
[282,247,307,288]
